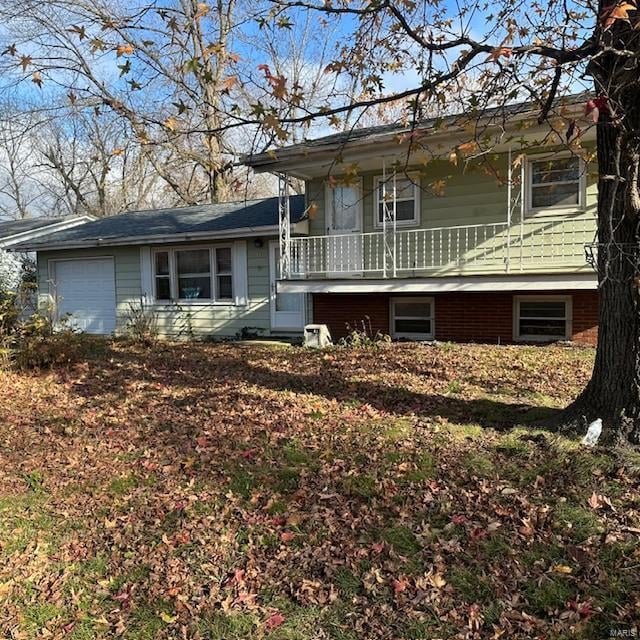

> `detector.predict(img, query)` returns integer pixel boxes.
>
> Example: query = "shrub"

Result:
[0,300,101,370]
[339,316,391,348]
[124,296,158,346]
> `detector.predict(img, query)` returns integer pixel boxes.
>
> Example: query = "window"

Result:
[514,296,571,341]
[528,156,583,212]
[176,249,211,299]
[154,251,171,301]
[375,175,419,227]
[328,183,361,232]
[390,297,434,339]
[152,246,234,303]
[215,247,233,300]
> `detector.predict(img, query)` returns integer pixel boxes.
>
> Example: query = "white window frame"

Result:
[151,244,235,305]
[374,173,420,229]
[390,296,435,340]
[525,153,586,216]
[513,295,572,342]
[325,179,364,234]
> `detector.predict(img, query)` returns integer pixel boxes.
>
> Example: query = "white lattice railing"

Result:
[286,219,594,278]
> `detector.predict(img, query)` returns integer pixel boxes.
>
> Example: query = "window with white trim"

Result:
[375,175,419,227]
[527,156,583,212]
[152,246,234,302]
[154,251,171,301]
[390,297,434,339]
[514,296,571,341]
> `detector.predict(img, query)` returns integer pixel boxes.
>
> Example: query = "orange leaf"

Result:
[601,1,637,29]
[220,75,238,92]
[116,43,134,57]
[488,47,513,61]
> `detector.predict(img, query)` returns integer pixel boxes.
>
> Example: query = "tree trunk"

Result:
[561,66,640,445]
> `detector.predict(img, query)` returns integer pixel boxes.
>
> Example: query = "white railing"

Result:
[287,218,594,278]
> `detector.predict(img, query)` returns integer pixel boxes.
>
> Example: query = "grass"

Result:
[0,340,638,639]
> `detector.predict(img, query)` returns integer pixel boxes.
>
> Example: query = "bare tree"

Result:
[0,107,48,219]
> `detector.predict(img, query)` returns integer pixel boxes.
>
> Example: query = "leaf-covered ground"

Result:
[0,341,638,640]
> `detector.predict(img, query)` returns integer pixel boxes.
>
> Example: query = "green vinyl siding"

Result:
[36,238,288,339]
[304,152,597,276]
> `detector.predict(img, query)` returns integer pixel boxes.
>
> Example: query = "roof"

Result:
[14,195,306,251]
[0,215,94,248]
[243,93,588,172]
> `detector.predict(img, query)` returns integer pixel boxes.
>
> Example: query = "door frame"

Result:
[325,179,363,235]
[325,179,364,275]
[269,240,305,332]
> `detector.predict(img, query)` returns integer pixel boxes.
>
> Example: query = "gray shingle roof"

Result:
[0,217,70,239]
[16,195,306,250]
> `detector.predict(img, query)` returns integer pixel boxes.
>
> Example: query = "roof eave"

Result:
[244,102,586,175]
[14,221,308,252]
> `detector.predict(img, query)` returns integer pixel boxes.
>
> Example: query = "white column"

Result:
[278,173,291,278]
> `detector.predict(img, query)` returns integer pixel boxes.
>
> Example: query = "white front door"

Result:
[326,181,363,274]
[53,258,117,334]
[270,241,304,331]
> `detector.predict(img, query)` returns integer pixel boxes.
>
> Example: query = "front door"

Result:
[270,241,305,332]
[327,181,363,274]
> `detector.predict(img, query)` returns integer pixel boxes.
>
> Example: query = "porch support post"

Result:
[382,160,387,278]
[519,158,525,271]
[506,146,512,273]
[278,173,291,279]
[392,171,397,277]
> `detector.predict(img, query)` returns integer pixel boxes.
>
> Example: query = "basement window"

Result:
[390,297,434,340]
[514,296,571,341]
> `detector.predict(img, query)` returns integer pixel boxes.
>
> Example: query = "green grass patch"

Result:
[381,525,421,556]
[524,577,574,616]
[341,474,378,500]
[461,451,495,478]
[553,503,603,542]
[447,567,495,603]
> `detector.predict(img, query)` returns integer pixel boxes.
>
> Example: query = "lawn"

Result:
[0,340,638,639]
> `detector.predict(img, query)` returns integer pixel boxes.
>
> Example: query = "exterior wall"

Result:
[303,152,597,277]
[36,237,294,339]
[312,290,599,346]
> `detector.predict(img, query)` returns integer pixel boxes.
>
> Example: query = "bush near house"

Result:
[0,341,638,639]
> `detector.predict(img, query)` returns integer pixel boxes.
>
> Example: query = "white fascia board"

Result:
[15,223,308,252]
[277,273,598,294]
[0,216,95,248]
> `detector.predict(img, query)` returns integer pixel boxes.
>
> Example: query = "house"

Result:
[244,99,599,345]
[13,197,309,338]
[0,216,94,249]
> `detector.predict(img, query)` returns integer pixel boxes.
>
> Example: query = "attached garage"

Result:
[51,258,117,335]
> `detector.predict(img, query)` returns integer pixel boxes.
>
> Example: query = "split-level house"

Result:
[245,100,599,345]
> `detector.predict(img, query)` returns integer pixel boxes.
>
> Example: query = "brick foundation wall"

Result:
[312,290,599,346]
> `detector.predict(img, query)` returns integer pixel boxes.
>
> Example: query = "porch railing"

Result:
[286,218,594,278]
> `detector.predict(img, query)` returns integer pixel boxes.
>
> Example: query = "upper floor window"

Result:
[527,156,584,213]
[375,175,420,227]
[153,246,234,303]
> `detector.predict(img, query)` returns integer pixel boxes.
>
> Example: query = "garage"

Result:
[52,258,117,334]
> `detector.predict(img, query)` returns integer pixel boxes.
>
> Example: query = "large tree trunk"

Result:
[562,60,640,444]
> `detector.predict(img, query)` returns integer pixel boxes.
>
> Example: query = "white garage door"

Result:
[54,258,117,334]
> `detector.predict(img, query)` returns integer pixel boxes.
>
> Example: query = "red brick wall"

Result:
[312,290,599,346]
